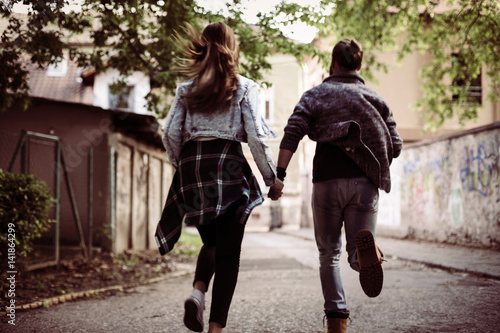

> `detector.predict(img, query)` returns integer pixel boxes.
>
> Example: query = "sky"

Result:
[197,0,325,43]
[11,0,324,43]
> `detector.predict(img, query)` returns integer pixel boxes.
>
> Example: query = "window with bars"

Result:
[259,86,274,122]
[46,58,68,77]
[452,54,482,105]
[109,86,135,110]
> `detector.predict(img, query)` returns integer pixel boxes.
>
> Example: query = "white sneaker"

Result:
[184,289,205,332]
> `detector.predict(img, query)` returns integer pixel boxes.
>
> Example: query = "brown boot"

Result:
[326,318,347,333]
[355,229,384,297]
[325,310,349,333]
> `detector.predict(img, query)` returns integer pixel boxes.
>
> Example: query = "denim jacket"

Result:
[163,75,277,186]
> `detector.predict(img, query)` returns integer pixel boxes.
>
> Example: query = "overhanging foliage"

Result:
[1,0,499,129]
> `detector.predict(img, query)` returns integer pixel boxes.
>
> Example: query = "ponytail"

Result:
[331,39,363,72]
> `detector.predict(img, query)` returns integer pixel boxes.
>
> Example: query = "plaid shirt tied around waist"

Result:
[155,139,264,255]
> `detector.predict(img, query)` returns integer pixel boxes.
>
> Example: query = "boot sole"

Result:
[184,298,203,332]
[356,229,383,298]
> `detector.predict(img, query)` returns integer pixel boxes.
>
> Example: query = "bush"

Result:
[0,169,54,268]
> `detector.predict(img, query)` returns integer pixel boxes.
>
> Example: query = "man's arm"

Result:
[268,92,313,200]
[267,148,294,201]
[277,149,294,170]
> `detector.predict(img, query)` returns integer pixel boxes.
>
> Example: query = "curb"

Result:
[386,256,500,281]
[2,268,192,314]
[272,229,500,281]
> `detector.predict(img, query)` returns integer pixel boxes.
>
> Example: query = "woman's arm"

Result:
[163,86,186,168]
[242,84,278,187]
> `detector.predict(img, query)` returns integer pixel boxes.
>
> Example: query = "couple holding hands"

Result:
[155,22,402,333]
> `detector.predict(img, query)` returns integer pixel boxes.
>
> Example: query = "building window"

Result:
[46,58,68,77]
[259,86,274,122]
[452,54,482,104]
[109,85,135,110]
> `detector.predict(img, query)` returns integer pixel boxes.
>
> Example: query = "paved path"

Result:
[8,230,500,333]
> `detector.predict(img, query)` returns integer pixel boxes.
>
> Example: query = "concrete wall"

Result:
[0,99,171,255]
[112,134,172,253]
[378,123,500,249]
[0,101,113,250]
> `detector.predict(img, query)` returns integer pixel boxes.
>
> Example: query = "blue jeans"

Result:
[312,177,379,313]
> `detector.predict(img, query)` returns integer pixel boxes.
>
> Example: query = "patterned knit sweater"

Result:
[280,71,403,192]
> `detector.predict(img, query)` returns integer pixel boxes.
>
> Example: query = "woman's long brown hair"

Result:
[175,22,240,113]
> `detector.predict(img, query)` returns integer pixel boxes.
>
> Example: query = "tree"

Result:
[1,0,79,112]
[2,1,498,129]
[269,0,500,130]
[0,0,321,118]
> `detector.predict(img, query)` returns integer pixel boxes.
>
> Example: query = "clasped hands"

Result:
[267,179,284,201]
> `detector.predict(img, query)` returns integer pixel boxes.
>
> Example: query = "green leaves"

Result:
[1,0,88,111]
[0,50,30,112]
[1,0,498,130]
[0,169,54,265]
[272,0,499,131]
[404,0,500,129]
[0,0,322,115]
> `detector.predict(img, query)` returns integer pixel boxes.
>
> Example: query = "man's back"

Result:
[280,70,402,192]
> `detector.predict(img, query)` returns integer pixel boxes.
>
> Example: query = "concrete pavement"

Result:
[9,229,500,332]
[275,227,500,280]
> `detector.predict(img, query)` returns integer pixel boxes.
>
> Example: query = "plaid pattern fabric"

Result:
[155,139,264,255]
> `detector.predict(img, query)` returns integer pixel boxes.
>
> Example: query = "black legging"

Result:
[194,202,246,328]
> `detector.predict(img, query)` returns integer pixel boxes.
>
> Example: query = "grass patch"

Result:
[172,228,203,256]
[0,233,202,309]
[115,252,140,267]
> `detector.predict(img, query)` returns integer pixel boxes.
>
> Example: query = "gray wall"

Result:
[378,123,500,249]
[113,134,172,253]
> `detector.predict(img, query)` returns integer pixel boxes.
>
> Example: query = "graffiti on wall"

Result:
[402,144,454,226]
[460,135,500,198]
[400,129,500,247]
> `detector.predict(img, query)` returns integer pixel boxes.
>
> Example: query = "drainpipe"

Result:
[494,83,500,122]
